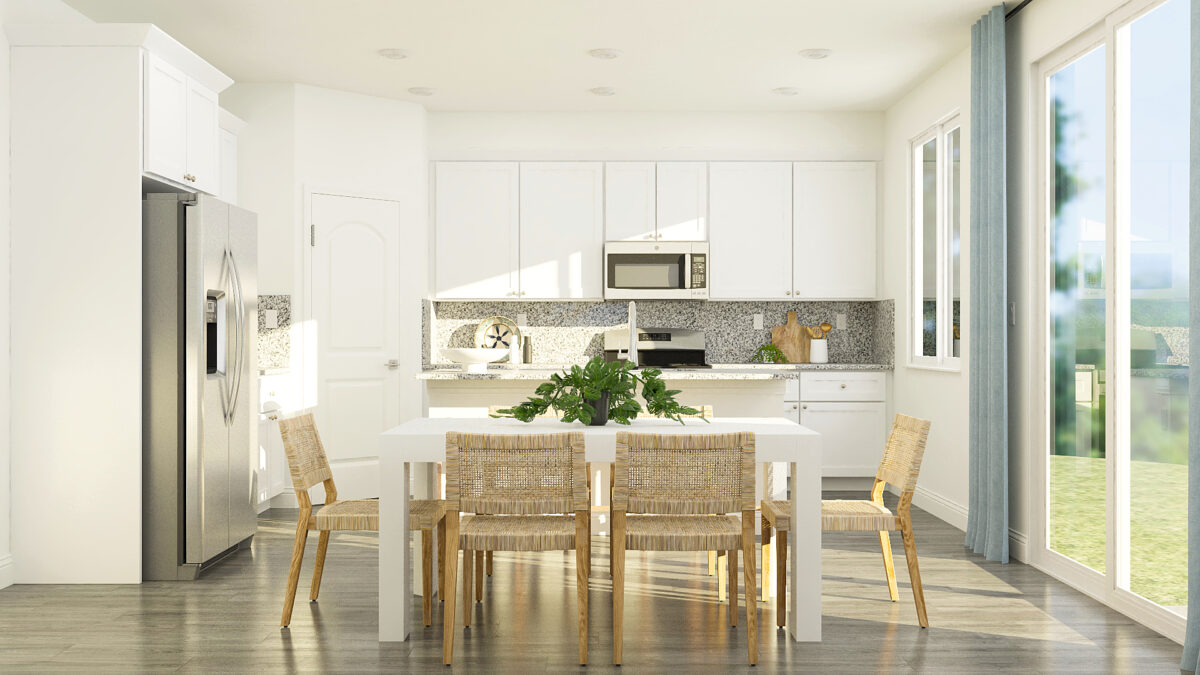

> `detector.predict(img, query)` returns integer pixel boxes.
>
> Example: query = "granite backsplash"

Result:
[258,295,291,371]
[426,300,894,366]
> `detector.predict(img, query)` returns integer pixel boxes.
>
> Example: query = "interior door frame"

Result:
[1028,0,1186,644]
[299,185,407,414]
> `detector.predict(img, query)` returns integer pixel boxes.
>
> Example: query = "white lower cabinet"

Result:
[795,371,887,477]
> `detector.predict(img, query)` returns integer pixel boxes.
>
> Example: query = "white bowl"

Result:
[441,347,510,373]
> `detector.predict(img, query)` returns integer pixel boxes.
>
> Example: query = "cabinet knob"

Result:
[644,234,654,239]
[520,291,526,296]
[656,233,663,239]
[786,290,791,295]
[840,384,847,389]
[801,405,807,410]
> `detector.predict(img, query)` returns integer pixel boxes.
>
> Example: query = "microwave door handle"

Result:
[683,252,691,289]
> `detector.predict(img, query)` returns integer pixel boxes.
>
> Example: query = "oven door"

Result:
[605,251,692,299]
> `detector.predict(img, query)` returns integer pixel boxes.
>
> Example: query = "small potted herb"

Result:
[492,356,706,426]
[751,344,790,364]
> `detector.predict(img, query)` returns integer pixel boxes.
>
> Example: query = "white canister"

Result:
[809,339,829,364]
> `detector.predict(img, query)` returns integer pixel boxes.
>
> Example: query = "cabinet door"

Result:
[435,162,521,299]
[708,162,792,299]
[793,162,877,299]
[605,162,656,241]
[656,161,707,240]
[218,128,238,205]
[144,53,188,183]
[800,401,887,477]
[185,80,221,194]
[519,162,605,299]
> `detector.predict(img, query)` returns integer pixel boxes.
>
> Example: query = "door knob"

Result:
[385,359,400,369]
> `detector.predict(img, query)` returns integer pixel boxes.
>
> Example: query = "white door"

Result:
[656,161,707,240]
[434,162,520,299]
[793,162,877,299]
[519,162,605,299]
[143,53,188,183]
[185,80,220,194]
[605,162,656,241]
[310,194,403,498]
[708,162,792,299]
[800,401,887,477]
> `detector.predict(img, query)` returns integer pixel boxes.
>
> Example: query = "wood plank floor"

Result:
[0,494,1183,673]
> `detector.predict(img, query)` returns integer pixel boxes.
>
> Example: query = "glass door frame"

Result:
[1030,0,1186,644]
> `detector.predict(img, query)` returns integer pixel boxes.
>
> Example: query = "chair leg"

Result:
[708,550,717,576]
[462,547,474,627]
[761,516,772,603]
[879,530,899,602]
[475,550,484,602]
[612,510,626,666]
[727,549,738,627]
[575,511,589,666]
[718,552,727,602]
[486,550,493,576]
[900,520,929,628]
[742,510,758,665]
[422,529,433,627]
[442,512,460,665]
[280,518,309,627]
[437,516,446,600]
[309,530,330,602]
[776,530,787,627]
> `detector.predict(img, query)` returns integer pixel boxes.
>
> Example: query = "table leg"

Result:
[790,460,821,641]
[380,459,411,641]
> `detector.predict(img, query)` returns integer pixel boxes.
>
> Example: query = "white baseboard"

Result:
[0,554,13,590]
[907,486,1028,564]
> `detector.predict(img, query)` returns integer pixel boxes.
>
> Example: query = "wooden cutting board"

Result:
[771,311,811,363]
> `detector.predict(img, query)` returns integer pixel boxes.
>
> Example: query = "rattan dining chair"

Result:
[761,413,931,628]
[611,431,758,665]
[277,413,446,628]
[441,431,590,666]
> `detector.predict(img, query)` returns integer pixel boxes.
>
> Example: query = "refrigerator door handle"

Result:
[227,247,247,426]
[217,249,233,424]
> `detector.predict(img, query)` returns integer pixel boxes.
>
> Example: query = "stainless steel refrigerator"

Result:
[143,193,258,580]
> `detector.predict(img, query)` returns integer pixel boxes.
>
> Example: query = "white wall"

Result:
[881,50,974,536]
[222,83,428,502]
[429,111,884,161]
[0,0,93,589]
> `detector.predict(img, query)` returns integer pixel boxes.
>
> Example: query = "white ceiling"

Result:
[63,0,997,112]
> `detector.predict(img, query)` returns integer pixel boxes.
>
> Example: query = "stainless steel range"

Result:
[602,327,710,369]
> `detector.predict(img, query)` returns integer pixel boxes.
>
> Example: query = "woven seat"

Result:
[612,431,758,666]
[822,499,897,532]
[314,499,379,531]
[277,413,446,629]
[441,432,589,666]
[761,499,791,532]
[460,514,577,551]
[625,515,741,552]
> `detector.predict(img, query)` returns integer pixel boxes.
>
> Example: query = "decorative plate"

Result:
[474,316,522,362]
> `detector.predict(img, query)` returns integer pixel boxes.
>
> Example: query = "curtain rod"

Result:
[1005,0,1034,21]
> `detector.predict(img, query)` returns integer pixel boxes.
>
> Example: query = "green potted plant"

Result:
[751,344,789,364]
[491,356,706,426]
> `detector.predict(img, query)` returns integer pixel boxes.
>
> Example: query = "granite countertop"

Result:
[418,362,891,381]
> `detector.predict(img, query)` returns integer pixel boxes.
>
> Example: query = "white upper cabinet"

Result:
[144,51,222,193]
[793,162,877,299]
[519,162,605,299]
[708,162,793,299]
[144,53,188,183]
[605,162,656,241]
[655,161,707,241]
[435,162,521,299]
[217,109,245,206]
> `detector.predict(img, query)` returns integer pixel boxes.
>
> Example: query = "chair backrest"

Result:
[875,414,932,495]
[277,413,335,492]
[613,432,755,515]
[445,432,587,514]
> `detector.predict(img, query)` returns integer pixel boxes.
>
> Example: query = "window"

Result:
[910,116,962,368]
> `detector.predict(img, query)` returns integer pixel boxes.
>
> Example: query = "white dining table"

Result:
[378,416,823,643]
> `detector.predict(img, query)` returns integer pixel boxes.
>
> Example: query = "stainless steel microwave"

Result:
[603,241,708,300]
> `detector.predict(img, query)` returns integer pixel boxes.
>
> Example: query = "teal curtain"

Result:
[1182,0,1200,670]
[965,4,1010,564]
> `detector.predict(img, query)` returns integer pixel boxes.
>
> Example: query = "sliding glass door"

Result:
[1041,0,1189,636]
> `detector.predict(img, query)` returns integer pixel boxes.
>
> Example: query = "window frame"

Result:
[908,112,963,371]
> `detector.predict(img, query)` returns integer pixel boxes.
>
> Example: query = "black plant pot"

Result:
[587,392,610,426]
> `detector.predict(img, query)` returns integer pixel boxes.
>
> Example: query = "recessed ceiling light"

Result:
[588,48,622,60]
[772,87,800,96]
[589,86,616,96]
[408,87,436,96]
[377,48,411,60]
[798,48,833,60]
